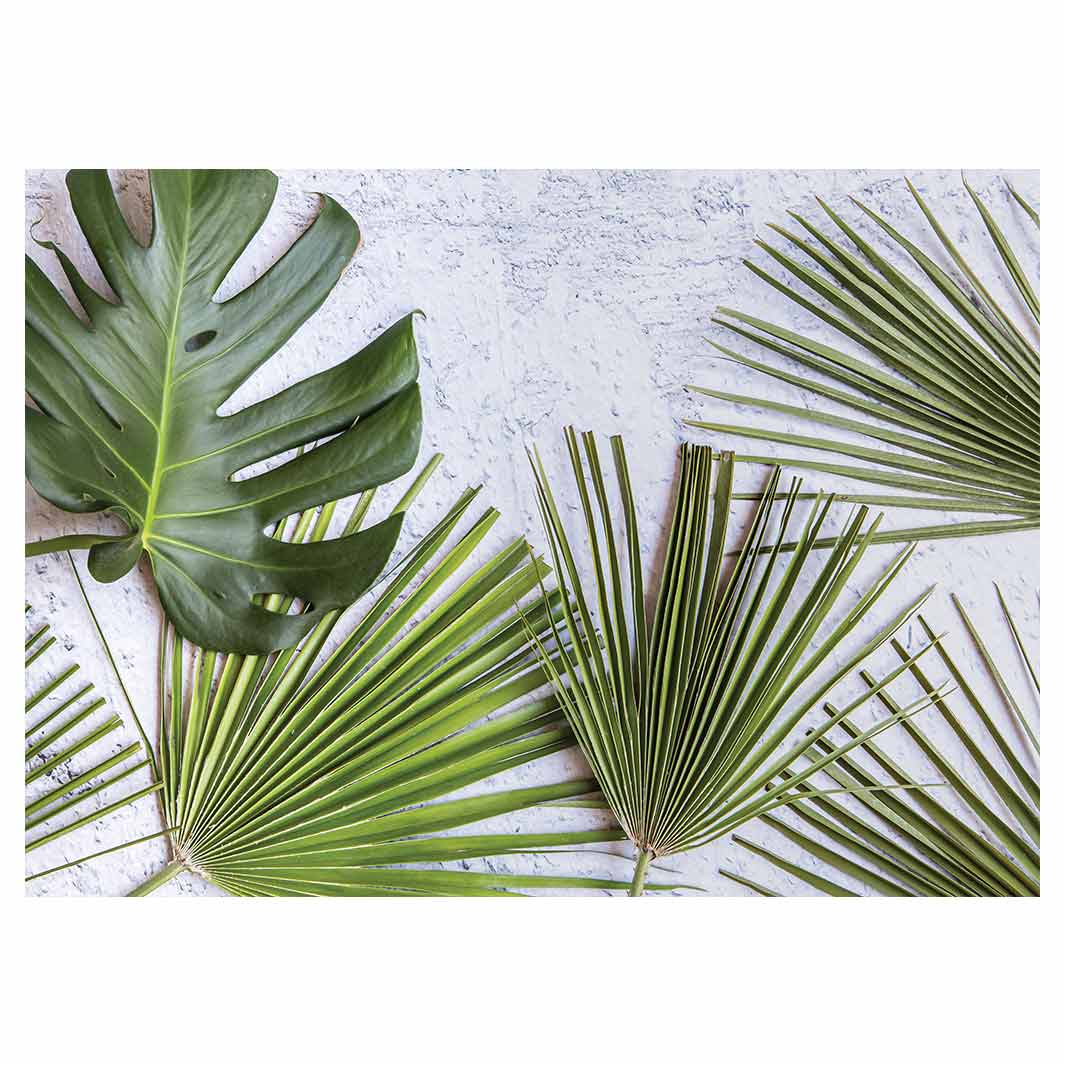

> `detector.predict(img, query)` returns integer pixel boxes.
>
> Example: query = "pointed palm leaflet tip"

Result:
[26,169,423,654]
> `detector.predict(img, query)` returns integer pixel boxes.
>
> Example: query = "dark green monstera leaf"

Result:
[25,170,422,654]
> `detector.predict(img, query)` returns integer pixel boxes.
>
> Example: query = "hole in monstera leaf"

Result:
[184,330,217,353]
[229,435,341,483]
[254,593,314,617]
[230,443,301,483]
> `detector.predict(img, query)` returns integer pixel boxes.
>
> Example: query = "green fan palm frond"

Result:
[688,175,1039,547]
[527,428,944,895]
[130,459,644,897]
[25,587,166,889]
[722,588,1039,896]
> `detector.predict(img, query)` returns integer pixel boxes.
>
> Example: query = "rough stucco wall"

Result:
[24,169,1039,897]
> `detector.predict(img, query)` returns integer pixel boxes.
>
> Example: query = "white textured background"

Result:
[24,169,1039,897]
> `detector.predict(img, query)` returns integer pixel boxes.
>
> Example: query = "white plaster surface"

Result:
[24,169,1039,897]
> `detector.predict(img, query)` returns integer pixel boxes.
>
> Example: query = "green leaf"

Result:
[1007,181,1040,228]
[24,587,161,882]
[528,429,922,894]
[724,587,1040,896]
[129,461,636,897]
[26,169,422,653]
[692,176,1039,548]
[731,834,859,897]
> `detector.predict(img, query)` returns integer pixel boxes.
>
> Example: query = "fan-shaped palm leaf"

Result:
[25,585,166,888]
[688,176,1039,547]
[130,460,644,896]
[527,429,944,895]
[722,588,1039,896]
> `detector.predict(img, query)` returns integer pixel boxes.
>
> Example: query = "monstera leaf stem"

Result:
[26,534,131,557]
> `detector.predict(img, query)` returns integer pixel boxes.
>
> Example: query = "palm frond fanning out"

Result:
[723,588,1039,896]
[131,461,643,897]
[528,429,940,895]
[25,594,164,887]
[688,176,1039,547]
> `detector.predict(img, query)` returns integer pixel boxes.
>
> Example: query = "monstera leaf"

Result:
[25,169,422,654]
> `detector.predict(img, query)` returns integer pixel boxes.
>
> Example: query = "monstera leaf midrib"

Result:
[142,185,189,527]
[26,168,422,654]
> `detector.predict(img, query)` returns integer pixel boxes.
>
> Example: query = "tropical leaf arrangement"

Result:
[24,169,1039,898]
[689,177,1039,547]
[128,459,652,897]
[25,582,166,888]
[525,428,948,894]
[721,587,1039,897]
[26,169,422,654]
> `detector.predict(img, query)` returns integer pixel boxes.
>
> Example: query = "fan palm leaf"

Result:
[722,587,1039,896]
[526,428,945,895]
[688,176,1039,547]
[25,579,167,888]
[130,459,647,896]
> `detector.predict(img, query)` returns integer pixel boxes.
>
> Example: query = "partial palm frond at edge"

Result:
[25,575,166,888]
[722,587,1039,896]
[688,176,1039,548]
